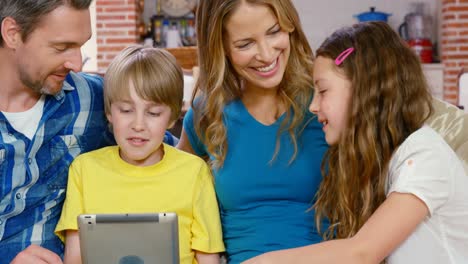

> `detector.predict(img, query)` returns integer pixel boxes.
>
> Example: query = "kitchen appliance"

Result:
[399,2,434,63]
[355,7,391,22]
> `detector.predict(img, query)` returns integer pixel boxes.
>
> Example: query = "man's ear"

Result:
[1,17,22,49]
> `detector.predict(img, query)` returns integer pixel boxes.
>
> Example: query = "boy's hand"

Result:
[195,251,222,264]
[11,244,63,264]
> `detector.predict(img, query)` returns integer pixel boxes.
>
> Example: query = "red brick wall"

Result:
[95,0,139,73]
[441,0,468,105]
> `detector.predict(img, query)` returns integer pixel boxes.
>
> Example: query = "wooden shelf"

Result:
[165,46,198,71]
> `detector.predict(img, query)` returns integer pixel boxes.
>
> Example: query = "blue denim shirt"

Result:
[0,72,114,262]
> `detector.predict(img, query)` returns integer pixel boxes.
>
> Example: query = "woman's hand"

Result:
[241,252,273,264]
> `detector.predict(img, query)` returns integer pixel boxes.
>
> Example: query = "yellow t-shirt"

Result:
[55,144,224,264]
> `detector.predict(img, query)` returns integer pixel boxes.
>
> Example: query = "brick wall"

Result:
[441,0,468,105]
[95,0,140,73]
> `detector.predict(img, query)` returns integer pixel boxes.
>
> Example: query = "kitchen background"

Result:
[81,0,467,108]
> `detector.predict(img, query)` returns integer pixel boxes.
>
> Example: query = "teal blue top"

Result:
[183,99,328,263]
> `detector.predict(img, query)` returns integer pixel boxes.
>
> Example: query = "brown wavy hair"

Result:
[193,0,314,168]
[313,22,433,240]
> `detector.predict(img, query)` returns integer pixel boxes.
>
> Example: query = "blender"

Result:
[398,2,434,63]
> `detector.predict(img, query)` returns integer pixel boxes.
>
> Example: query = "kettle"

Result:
[355,7,392,22]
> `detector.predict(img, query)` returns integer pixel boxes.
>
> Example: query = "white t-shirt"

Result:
[2,96,45,140]
[386,125,468,263]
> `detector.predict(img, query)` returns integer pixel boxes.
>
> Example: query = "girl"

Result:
[244,21,468,264]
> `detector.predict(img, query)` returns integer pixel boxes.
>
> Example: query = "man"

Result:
[0,1,111,263]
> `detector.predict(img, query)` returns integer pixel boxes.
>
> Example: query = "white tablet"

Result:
[78,213,179,264]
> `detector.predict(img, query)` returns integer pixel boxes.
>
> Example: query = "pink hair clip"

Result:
[335,47,354,65]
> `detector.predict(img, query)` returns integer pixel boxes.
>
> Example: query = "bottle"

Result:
[166,22,182,48]
[162,19,170,47]
[153,19,162,47]
[179,19,187,45]
[186,19,196,46]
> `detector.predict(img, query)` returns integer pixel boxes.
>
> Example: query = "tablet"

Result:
[78,213,179,264]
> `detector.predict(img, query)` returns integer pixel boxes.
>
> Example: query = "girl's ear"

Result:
[1,17,22,49]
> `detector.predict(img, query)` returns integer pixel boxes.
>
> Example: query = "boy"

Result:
[55,46,225,264]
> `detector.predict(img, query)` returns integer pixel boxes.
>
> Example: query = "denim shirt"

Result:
[0,72,114,262]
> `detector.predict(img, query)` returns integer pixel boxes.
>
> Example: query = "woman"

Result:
[177,0,328,262]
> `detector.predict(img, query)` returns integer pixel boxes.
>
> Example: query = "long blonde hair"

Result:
[313,22,433,240]
[193,0,314,168]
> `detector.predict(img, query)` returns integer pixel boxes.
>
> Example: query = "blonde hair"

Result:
[104,45,183,122]
[313,22,433,243]
[193,0,314,168]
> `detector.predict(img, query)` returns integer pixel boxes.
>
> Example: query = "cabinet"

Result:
[164,46,197,70]
[423,63,444,100]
